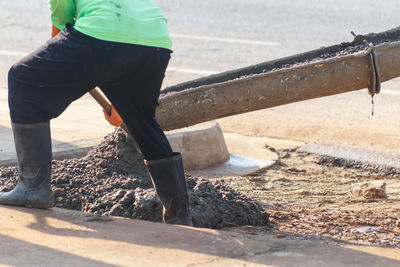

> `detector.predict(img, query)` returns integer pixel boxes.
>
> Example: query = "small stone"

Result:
[350,181,387,199]
[109,204,123,216]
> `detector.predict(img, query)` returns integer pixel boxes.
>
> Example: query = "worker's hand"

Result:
[52,24,61,37]
[103,105,123,127]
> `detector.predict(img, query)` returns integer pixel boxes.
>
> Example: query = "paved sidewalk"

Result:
[1,206,399,266]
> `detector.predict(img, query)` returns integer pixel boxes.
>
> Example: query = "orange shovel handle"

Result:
[89,89,130,134]
[52,25,61,37]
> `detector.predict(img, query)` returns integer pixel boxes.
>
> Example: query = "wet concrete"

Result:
[0,129,269,228]
[162,27,400,95]
[190,132,284,177]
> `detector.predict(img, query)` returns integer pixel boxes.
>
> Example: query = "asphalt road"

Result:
[1,0,400,165]
[2,0,400,86]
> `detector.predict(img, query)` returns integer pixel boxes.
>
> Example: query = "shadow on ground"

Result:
[0,206,398,266]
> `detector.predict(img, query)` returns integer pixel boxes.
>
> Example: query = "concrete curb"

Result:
[166,121,229,170]
[190,133,288,177]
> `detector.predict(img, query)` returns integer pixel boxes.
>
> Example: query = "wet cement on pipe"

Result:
[161,26,400,96]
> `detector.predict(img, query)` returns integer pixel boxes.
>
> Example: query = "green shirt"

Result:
[49,0,172,50]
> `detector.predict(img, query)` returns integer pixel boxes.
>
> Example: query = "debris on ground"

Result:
[219,150,400,248]
[0,128,269,229]
[350,181,387,199]
[1,129,400,246]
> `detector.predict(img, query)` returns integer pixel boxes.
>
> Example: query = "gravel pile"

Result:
[0,128,269,229]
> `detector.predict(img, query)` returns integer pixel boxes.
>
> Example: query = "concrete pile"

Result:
[0,128,269,228]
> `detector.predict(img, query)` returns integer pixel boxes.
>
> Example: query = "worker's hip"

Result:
[8,23,171,123]
[9,22,171,87]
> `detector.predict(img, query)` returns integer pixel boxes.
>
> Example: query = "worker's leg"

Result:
[144,152,192,226]
[2,25,102,208]
[99,47,173,161]
[100,47,192,225]
[0,122,54,208]
[8,27,99,124]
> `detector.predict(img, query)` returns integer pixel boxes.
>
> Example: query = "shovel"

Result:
[89,88,130,135]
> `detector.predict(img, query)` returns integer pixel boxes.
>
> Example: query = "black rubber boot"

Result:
[145,152,193,226]
[0,122,54,208]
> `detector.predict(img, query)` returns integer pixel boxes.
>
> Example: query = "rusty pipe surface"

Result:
[162,26,400,95]
[157,40,400,131]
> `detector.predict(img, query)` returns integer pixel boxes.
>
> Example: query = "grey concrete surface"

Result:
[168,121,230,170]
[1,205,399,267]
[191,133,295,177]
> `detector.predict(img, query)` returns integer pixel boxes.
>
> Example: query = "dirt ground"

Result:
[1,128,400,248]
[213,147,400,248]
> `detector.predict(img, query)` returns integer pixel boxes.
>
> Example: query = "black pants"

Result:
[8,24,173,161]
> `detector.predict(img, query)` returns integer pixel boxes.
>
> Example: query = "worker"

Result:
[0,0,192,226]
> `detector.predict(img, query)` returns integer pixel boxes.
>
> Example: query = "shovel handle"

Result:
[89,88,130,135]
[89,88,111,114]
